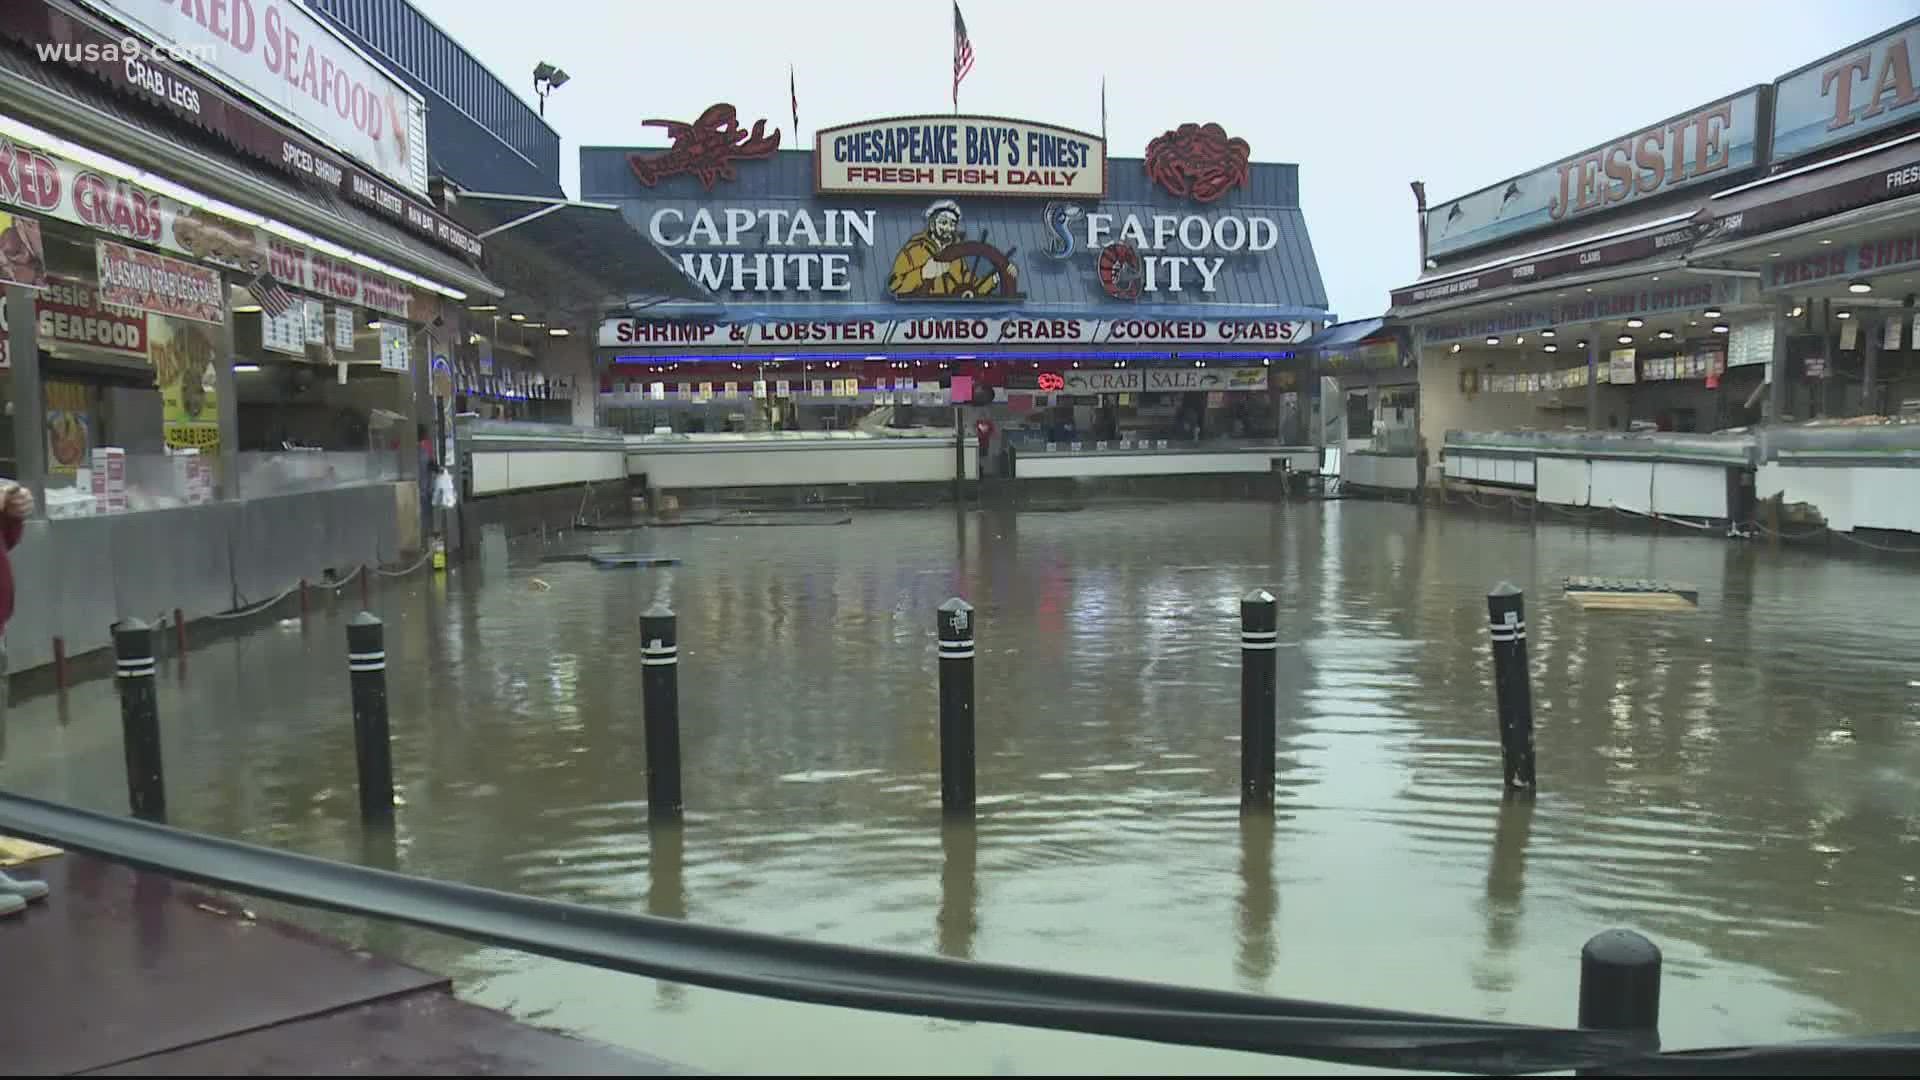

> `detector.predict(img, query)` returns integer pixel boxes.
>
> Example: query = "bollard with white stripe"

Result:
[1577,929,1662,1076]
[1487,583,1538,791]
[1240,589,1279,813]
[347,612,395,822]
[640,604,682,818]
[936,597,976,816]
[114,617,166,823]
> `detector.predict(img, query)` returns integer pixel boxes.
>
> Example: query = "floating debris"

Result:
[1564,576,1699,611]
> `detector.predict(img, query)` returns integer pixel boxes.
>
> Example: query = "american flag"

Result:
[952,2,975,110]
[790,64,799,140]
[247,270,296,319]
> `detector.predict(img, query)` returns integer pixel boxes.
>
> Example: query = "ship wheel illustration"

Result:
[933,240,1024,299]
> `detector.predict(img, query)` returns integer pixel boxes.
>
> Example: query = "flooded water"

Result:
[4,500,1919,1074]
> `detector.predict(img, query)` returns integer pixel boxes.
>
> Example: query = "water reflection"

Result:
[2,502,1918,1070]
[1235,813,1276,988]
[937,819,977,961]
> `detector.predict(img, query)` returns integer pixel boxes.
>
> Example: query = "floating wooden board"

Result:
[1564,576,1699,611]
[588,554,681,569]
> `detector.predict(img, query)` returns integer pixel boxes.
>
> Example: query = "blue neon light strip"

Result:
[611,350,1296,365]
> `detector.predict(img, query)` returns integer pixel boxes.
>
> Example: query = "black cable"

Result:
[0,792,1646,1075]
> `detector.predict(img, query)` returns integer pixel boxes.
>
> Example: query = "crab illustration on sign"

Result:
[627,103,782,191]
[887,200,1023,300]
[1144,122,1251,203]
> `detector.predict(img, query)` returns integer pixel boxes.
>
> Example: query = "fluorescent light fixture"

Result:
[232,304,262,313]
[1541,329,1555,338]
[1848,280,1872,293]
[1657,330,1675,340]
[1712,323,1731,334]
[366,321,383,329]
[1544,343,1558,353]
[1703,307,1723,318]
[1485,336,1500,345]
[1449,343,1462,353]
[232,363,261,373]
[548,327,569,337]
[1819,238,1833,245]
[510,313,527,321]
[1577,340,1589,349]
[1626,318,1645,328]
[470,304,499,312]
[1617,334,1634,344]
[1836,309,1853,319]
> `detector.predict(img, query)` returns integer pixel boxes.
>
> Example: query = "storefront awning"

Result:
[0,40,499,301]
[449,192,718,316]
[1300,318,1389,349]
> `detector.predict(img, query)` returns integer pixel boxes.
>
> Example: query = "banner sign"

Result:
[1144,366,1268,392]
[0,209,47,290]
[1392,219,1707,309]
[95,240,224,323]
[0,3,480,261]
[1417,279,1744,345]
[36,274,150,357]
[79,0,428,197]
[815,116,1106,198]
[0,133,420,318]
[600,316,1310,349]
[1761,226,1920,290]
[1424,88,1763,259]
[1772,18,1920,164]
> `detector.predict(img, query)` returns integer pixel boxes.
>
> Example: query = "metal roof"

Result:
[449,192,717,320]
[1300,318,1389,349]
[579,148,1330,321]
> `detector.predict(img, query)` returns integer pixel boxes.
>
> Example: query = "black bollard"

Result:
[1486,583,1538,791]
[114,618,166,822]
[936,597,976,816]
[346,612,394,822]
[1578,929,1662,1074]
[1239,588,1278,812]
[640,604,682,817]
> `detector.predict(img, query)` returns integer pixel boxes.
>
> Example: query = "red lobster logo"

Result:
[1144,122,1251,203]
[627,103,782,191]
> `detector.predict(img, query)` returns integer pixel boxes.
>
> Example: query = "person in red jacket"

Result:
[0,481,49,916]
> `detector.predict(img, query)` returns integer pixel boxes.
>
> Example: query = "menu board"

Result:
[1609,348,1637,385]
[334,306,356,350]
[261,303,307,356]
[302,299,326,346]
[379,322,411,373]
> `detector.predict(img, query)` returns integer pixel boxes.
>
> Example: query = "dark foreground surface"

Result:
[0,853,684,1076]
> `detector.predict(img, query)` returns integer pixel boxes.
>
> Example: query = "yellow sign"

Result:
[45,380,93,475]
[152,317,221,451]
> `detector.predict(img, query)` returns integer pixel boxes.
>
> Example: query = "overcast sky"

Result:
[411,0,1918,320]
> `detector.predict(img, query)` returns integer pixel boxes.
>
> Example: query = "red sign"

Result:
[628,104,782,191]
[1035,371,1066,392]
[36,275,149,357]
[95,240,225,324]
[0,2,483,263]
[1144,123,1251,203]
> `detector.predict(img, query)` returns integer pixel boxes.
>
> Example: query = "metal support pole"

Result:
[1586,336,1601,429]
[299,577,311,623]
[360,563,372,608]
[640,604,682,817]
[1239,588,1278,812]
[52,637,67,692]
[114,618,165,822]
[347,612,394,822]
[173,607,187,659]
[1768,295,1791,424]
[1487,583,1537,791]
[1578,929,1662,1075]
[936,597,976,816]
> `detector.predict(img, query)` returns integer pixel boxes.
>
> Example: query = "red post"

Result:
[52,637,67,691]
[173,608,187,657]
[299,578,310,622]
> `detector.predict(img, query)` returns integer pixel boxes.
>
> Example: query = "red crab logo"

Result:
[1144,122,1251,203]
[1098,241,1143,300]
[627,103,781,191]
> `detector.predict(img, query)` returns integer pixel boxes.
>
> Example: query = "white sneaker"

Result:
[0,872,48,903]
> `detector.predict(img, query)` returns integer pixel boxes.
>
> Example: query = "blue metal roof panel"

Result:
[1301,318,1388,349]
[580,147,1329,321]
